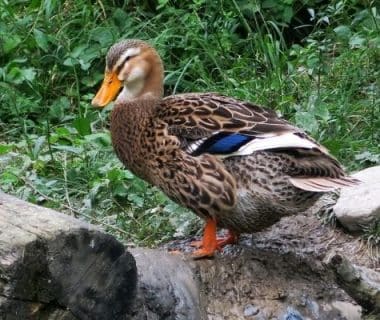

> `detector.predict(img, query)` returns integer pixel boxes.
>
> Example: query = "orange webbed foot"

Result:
[216,230,238,247]
[190,219,239,259]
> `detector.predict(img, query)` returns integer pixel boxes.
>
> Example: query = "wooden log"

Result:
[129,248,202,320]
[0,192,137,320]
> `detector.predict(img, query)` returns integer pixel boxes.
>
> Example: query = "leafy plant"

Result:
[0,0,379,246]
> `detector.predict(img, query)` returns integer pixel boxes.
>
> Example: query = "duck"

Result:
[91,39,359,258]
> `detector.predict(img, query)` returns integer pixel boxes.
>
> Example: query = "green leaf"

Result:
[314,102,330,122]
[63,57,77,67]
[107,168,123,182]
[295,111,318,134]
[90,27,115,47]
[157,0,170,9]
[282,6,294,24]
[71,44,88,58]
[112,182,128,197]
[55,127,71,137]
[355,151,380,164]
[124,170,135,180]
[3,35,21,54]
[261,0,276,9]
[43,0,59,17]
[49,96,70,120]
[85,133,111,147]
[306,55,319,70]
[52,145,83,154]
[79,59,91,71]
[73,117,91,136]
[32,136,46,159]
[6,67,36,84]
[81,75,101,87]
[128,193,144,207]
[349,35,366,48]
[34,29,49,52]
[0,171,19,185]
[0,144,13,155]
[22,68,37,81]
[112,9,129,28]
[333,25,351,40]
[83,46,100,62]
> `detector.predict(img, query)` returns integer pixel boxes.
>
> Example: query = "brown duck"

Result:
[92,39,358,258]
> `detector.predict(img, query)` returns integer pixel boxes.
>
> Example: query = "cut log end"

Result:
[0,192,137,320]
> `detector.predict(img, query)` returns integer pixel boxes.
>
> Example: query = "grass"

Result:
[0,0,379,245]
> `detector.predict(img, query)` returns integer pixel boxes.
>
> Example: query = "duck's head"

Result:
[92,39,164,107]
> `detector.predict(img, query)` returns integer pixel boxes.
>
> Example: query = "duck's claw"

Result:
[189,240,203,248]
[192,247,217,259]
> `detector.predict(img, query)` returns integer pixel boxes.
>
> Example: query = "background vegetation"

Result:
[0,0,379,245]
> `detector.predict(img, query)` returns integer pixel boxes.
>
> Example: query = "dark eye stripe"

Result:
[116,55,131,74]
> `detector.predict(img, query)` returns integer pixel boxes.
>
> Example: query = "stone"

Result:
[243,304,259,317]
[331,301,362,320]
[334,166,380,232]
[325,252,380,315]
[281,307,304,320]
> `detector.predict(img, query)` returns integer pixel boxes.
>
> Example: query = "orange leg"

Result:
[191,218,218,258]
[191,219,239,259]
[190,230,238,248]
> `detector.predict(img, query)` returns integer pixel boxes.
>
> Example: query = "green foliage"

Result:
[0,0,379,245]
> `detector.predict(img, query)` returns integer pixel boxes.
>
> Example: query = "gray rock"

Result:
[243,304,259,317]
[331,301,362,320]
[325,251,380,315]
[334,166,380,232]
[281,307,304,320]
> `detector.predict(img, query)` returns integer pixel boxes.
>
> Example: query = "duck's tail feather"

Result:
[289,176,360,192]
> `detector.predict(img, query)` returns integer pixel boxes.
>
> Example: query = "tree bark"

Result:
[0,192,137,320]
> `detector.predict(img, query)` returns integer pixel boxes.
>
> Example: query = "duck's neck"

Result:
[111,53,164,179]
[111,97,156,180]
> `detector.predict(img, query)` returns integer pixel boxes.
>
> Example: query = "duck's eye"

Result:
[116,55,133,74]
[122,55,133,65]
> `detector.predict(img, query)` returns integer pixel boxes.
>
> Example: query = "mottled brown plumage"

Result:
[111,97,237,222]
[92,39,359,257]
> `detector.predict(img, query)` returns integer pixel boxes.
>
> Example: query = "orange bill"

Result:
[91,72,122,107]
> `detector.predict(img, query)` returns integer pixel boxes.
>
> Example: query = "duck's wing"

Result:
[157,93,359,191]
[159,93,326,156]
